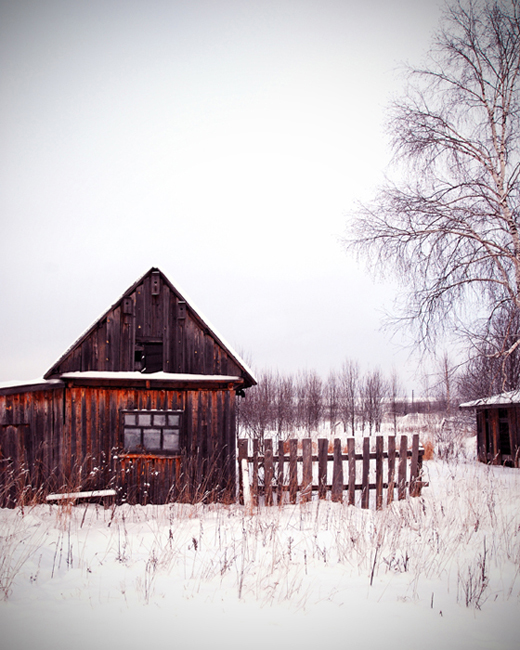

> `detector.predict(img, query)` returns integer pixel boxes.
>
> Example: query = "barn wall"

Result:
[0,387,64,504]
[0,385,237,505]
[46,271,247,380]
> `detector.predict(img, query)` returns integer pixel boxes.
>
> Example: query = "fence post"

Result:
[289,439,298,504]
[348,438,356,506]
[387,436,396,505]
[301,439,312,502]
[264,439,273,506]
[376,435,383,510]
[331,438,343,502]
[318,439,328,500]
[398,435,407,500]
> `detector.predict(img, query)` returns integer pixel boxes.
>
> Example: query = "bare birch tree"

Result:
[345,1,520,362]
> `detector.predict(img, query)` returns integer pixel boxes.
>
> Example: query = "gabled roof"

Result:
[44,267,256,387]
[460,389,520,408]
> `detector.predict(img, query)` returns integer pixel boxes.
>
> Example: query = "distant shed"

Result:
[0,268,256,505]
[460,390,520,466]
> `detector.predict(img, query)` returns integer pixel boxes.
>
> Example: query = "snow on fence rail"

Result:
[237,434,426,509]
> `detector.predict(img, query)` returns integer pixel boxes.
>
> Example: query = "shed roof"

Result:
[460,389,520,409]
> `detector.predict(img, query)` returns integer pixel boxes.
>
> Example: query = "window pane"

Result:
[124,413,136,426]
[163,431,180,452]
[143,428,161,450]
[138,413,152,426]
[167,414,180,426]
[124,428,141,451]
[153,413,166,426]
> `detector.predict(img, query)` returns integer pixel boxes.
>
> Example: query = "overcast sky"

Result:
[0,0,443,392]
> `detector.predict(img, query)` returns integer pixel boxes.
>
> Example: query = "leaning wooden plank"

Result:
[361,437,370,509]
[46,489,116,501]
[301,439,312,502]
[289,439,298,504]
[318,438,328,500]
[265,439,274,506]
[398,435,408,500]
[375,435,383,510]
[331,438,343,503]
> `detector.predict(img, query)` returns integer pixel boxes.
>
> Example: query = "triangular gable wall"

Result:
[44,268,256,387]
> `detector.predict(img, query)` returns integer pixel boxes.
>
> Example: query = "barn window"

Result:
[122,410,182,455]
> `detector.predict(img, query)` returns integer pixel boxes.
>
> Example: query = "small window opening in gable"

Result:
[142,342,163,373]
[122,410,182,455]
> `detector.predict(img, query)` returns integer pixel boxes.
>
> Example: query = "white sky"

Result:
[0,0,443,392]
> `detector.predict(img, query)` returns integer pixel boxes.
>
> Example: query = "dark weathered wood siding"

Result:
[476,405,520,465]
[0,383,237,505]
[44,268,254,386]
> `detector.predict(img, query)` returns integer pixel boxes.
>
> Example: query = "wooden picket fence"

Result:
[237,434,426,509]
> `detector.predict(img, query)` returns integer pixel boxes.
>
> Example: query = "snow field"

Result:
[0,459,519,650]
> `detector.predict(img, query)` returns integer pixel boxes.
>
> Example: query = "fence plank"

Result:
[289,438,298,504]
[387,435,396,505]
[332,438,343,502]
[278,440,285,505]
[398,435,408,500]
[361,437,370,509]
[238,439,248,505]
[252,438,259,507]
[264,439,273,506]
[348,437,356,506]
[318,438,328,500]
[409,434,419,497]
[376,435,383,510]
[301,439,312,502]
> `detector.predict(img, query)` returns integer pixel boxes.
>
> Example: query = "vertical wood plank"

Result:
[252,438,259,507]
[277,440,285,505]
[361,437,370,509]
[348,437,356,506]
[387,436,396,505]
[375,435,383,510]
[409,433,419,497]
[301,438,312,502]
[237,438,248,505]
[331,438,343,502]
[398,435,408,500]
[318,438,328,500]
[289,438,298,504]
[264,439,274,506]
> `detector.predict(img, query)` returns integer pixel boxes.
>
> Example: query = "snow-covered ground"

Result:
[0,459,519,650]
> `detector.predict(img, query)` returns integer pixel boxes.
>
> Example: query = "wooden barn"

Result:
[460,391,520,466]
[0,268,256,505]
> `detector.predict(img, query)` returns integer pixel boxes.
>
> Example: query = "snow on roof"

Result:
[460,389,520,408]
[60,371,242,383]
[0,378,63,393]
